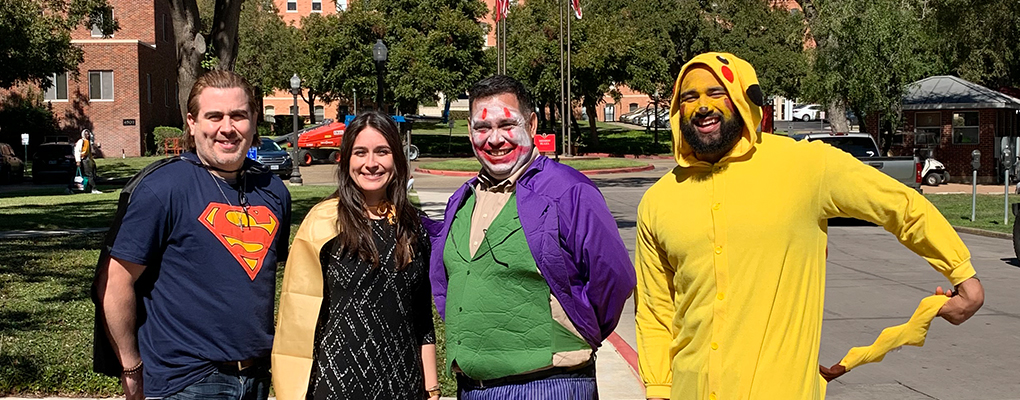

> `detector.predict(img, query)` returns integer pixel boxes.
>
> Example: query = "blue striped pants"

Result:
[457,369,598,400]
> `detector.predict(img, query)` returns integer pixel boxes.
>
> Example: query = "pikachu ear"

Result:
[746,84,764,107]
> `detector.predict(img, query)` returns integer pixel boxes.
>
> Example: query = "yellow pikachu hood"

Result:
[669,52,764,167]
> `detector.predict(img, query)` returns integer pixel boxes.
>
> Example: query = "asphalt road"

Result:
[298,157,1020,399]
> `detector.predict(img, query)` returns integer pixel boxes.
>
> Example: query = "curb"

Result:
[415,164,655,177]
[582,153,673,160]
[954,226,1013,240]
[606,332,642,386]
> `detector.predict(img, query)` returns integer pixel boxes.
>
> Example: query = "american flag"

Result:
[494,0,511,22]
[571,0,582,19]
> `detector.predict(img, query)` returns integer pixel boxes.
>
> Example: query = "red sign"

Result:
[535,134,556,153]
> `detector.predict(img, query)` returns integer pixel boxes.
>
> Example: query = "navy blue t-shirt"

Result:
[110,152,291,397]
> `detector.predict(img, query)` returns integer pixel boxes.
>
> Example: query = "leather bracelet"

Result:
[426,385,441,398]
[123,360,143,375]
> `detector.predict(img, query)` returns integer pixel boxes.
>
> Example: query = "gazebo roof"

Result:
[903,75,1020,110]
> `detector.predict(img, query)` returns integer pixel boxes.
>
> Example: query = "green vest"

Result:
[443,192,589,380]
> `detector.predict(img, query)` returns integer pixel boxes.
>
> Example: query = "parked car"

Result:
[255,137,293,179]
[0,142,25,183]
[32,142,76,183]
[792,104,823,121]
[618,109,645,124]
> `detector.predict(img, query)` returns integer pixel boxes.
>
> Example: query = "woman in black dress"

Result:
[272,111,439,400]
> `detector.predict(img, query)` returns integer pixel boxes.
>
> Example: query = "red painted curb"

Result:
[580,164,655,175]
[415,163,655,177]
[607,332,643,385]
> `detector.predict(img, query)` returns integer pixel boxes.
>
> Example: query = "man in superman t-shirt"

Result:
[95,70,291,400]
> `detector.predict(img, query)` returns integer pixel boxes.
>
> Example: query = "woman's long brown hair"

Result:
[330,111,419,269]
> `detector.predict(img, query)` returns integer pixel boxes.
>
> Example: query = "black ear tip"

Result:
[746,84,764,107]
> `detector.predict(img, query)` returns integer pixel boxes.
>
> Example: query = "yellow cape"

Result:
[271,198,339,400]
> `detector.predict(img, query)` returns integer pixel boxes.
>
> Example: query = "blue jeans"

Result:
[161,364,270,400]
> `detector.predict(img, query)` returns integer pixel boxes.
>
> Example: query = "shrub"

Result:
[152,126,184,155]
[449,110,470,120]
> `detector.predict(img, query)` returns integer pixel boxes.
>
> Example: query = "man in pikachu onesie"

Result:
[634,52,986,400]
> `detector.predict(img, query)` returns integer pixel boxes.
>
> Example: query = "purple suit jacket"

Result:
[429,155,636,347]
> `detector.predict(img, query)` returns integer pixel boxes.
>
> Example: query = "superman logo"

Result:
[198,203,279,281]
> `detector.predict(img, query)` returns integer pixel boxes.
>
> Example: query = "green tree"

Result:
[704,0,808,101]
[373,0,489,113]
[234,0,297,99]
[0,0,117,89]
[308,6,388,113]
[926,0,1020,91]
[800,0,935,145]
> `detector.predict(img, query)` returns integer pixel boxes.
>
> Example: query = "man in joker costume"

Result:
[634,52,985,400]
[430,75,636,399]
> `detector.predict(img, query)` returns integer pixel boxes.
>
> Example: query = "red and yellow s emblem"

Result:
[198,203,280,281]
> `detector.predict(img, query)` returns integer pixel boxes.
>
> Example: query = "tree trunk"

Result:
[169,0,205,122]
[211,0,243,71]
[827,102,849,133]
[303,92,317,124]
[585,102,599,151]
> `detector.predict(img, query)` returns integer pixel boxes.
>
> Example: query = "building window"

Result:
[44,72,68,101]
[290,105,299,115]
[265,106,276,124]
[146,74,152,104]
[336,0,348,11]
[312,0,322,12]
[604,104,615,122]
[91,9,114,37]
[88,70,114,100]
[314,105,325,122]
[162,14,170,42]
[629,103,638,112]
[287,0,297,11]
[952,111,979,144]
[914,111,940,145]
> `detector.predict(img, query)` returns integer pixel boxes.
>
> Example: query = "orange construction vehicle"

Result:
[293,119,346,166]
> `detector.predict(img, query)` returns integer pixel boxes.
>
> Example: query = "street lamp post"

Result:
[373,39,388,112]
[289,73,303,185]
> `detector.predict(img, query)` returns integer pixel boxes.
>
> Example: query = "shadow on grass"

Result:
[0,233,121,395]
[590,176,661,188]
[0,200,119,231]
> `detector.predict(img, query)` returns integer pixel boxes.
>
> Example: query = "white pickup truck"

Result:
[791,132,922,193]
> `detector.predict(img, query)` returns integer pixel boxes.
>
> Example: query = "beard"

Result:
[680,111,745,157]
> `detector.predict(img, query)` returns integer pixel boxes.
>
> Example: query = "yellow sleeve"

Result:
[817,144,976,286]
[634,197,675,399]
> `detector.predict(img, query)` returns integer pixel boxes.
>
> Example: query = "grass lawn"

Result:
[924,193,1015,234]
[95,156,166,180]
[419,157,649,172]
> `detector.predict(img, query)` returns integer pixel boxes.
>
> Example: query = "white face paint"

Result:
[469,93,536,179]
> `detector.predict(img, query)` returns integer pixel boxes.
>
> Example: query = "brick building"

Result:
[40,0,180,157]
[864,75,1020,184]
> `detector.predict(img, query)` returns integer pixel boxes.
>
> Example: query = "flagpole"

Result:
[566,1,572,157]
[558,0,565,156]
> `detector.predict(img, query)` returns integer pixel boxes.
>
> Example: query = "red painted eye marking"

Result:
[504,107,512,118]
[721,66,734,83]
[481,108,487,119]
